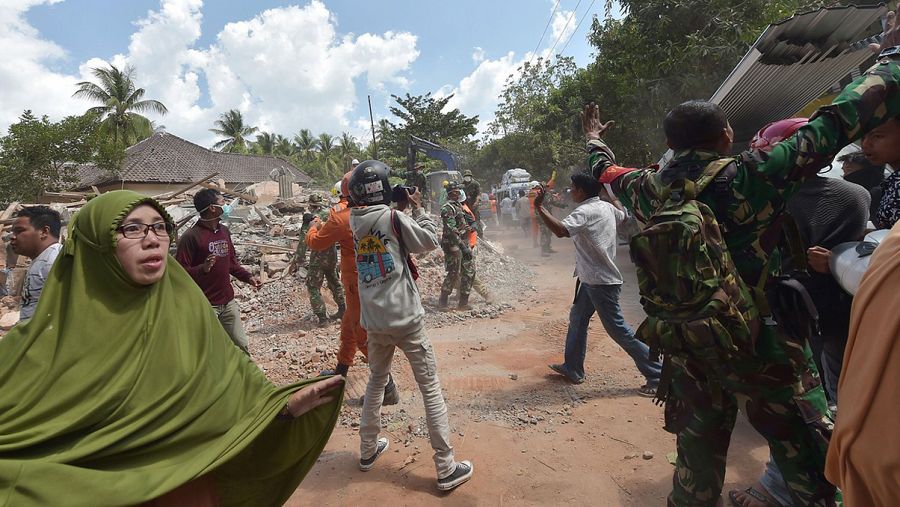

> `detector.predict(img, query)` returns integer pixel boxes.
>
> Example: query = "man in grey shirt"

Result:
[10,206,62,321]
[535,172,661,394]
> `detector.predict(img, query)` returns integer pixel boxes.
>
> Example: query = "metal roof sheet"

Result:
[710,3,888,143]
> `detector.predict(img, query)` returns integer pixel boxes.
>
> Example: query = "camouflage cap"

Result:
[445,181,463,191]
[463,170,473,177]
[307,193,324,205]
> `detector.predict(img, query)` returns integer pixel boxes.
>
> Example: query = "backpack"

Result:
[629,158,757,402]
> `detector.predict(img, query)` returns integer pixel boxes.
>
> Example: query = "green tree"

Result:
[0,111,119,203]
[380,93,479,162]
[274,135,294,158]
[336,132,360,166]
[316,133,339,179]
[253,132,276,155]
[572,0,833,164]
[293,128,319,161]
[72,64,167,146]
[210,109,258,153]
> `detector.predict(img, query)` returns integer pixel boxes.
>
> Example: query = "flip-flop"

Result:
[727,486,780,507]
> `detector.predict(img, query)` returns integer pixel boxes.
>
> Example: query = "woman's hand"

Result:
[285,375,344,418]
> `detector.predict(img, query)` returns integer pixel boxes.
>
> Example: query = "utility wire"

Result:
[528,0,561,66]
[559,0,597,56]
[546,0,583,59]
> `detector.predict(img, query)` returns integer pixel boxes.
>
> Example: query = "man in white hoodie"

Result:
[347,160,474,492]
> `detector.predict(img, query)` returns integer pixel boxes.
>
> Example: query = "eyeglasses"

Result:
[117,222,174,239]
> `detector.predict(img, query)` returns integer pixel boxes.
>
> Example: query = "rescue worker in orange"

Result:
[307,172,400,404]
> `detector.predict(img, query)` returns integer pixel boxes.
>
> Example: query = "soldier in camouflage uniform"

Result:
[539,189,566,256]
[297,193,345,326]
[583,54,900,506]
[462,170,483,237]
[439,182,476,310]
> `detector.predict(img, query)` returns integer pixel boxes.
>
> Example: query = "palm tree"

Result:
[72,64,168,146]
[210,109,258,153]
[274,135,294,158]
[293,129,318,161]
[254,132,276,155]
[336,132,360,166]
[316,133,339,179]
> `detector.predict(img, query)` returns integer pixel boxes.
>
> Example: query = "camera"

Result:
[392,185,418,202]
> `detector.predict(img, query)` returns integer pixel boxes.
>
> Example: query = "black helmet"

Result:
[349,160,392,206]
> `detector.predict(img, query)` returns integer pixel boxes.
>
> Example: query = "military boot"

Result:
[437,292,450,310]
[316,312,329,327]
[383,376,400,406]
[330,303,346,320]
[358,374,400,406]
[457,294,472,311]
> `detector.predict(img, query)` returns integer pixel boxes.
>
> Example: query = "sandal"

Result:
[638,383,657,397]
[728,486,780,507]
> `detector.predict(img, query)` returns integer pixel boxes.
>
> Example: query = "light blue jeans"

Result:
[563,281,662,383]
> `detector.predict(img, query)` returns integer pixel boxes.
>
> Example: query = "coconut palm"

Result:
[72,64,168,146]
[274,135,294,158]
[317,133,339,179]
[336,132,360,166]
[210,109,258,153]
[293,129,318,161]
[254,132,276,155]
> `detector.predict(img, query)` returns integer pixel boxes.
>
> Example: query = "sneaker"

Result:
[437,460,473,491]
[548,363,584,384]
[359,437,389,471]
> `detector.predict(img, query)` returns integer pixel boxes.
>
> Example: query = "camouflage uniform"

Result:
[588,61,900,506]
[298,198,345,320]
[440,197,476,302]
[539,191,566,254]
[463,172,482,235]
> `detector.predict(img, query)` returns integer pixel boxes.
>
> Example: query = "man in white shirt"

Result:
[535,173,661,395]
[10,206,62,321]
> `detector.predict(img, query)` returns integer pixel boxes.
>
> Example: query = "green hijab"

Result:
[0,191,342,506]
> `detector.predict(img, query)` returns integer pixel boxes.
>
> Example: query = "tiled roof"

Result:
[74,132,310,188]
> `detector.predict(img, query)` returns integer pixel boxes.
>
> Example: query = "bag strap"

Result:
[665,157,735,203]
[390,210,407,256]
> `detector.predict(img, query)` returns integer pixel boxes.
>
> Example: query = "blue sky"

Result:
[2,0,618,148]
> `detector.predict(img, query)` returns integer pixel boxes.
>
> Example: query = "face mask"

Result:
[458,190,467,202]
[464,176,471,182]
[219,201,233,220]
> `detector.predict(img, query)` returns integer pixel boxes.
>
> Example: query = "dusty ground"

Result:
[272,225,772,506]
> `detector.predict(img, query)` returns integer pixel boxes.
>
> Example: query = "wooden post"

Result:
[157,172,220,200]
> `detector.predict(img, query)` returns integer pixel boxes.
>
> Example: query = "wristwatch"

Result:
[877,45,900,61]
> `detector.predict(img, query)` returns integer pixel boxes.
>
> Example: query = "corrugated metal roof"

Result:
[710,3,887,143]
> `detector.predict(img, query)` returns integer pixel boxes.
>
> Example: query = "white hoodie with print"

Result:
[349,205,439,335]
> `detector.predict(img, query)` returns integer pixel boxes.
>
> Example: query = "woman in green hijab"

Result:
[0,191,344,506]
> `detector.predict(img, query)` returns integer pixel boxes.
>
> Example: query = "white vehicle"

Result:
[495,168,533,202]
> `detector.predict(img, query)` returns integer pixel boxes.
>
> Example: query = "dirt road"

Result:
[288,227,771,506]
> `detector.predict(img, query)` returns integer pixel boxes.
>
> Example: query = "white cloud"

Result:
[550,9,577,52]
[0,0,85,128]
[436,2,573,137]
[437,51,523,136]
[0,0,419,147]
